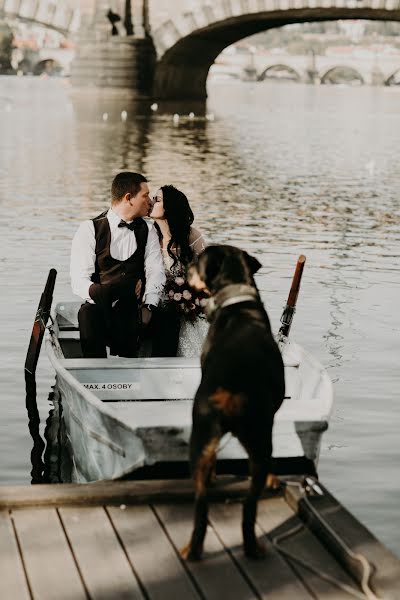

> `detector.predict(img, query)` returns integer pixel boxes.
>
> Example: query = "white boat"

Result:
[45,300,333,483]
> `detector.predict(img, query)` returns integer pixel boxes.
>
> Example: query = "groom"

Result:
[70,172,165,358]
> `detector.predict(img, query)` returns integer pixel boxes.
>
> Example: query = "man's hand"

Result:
[141,306,152,326]
[89,282,112,306]
[135,279,142,300]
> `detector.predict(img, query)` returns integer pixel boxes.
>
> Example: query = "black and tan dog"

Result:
[182,244,285,561]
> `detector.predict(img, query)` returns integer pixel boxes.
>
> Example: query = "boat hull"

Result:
[46,305,333,483]
[54,371,148,482]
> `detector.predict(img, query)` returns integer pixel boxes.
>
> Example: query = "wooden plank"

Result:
[155,503,257,600]
[0,477,268,508]
[12,507,86,600]
[59,506,143,600]
[58,331,80,340]
[0,511,30,600]
[209,500,313,600]
[257,499,360,599]
[107,504,199,600]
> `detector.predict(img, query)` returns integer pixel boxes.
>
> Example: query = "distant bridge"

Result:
[0,0,80,33]
[214,50,400,85]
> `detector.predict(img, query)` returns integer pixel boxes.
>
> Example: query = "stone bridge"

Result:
[146,0,400,98]
[222,50,400,85]
[0,0,80,33]
[21,0,400,98]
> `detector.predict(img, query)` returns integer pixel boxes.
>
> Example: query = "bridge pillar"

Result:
[370,64,385,86]
[304,51,319,84]
[71,0,156,96]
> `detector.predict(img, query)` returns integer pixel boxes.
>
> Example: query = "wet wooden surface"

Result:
[0,479,375,600]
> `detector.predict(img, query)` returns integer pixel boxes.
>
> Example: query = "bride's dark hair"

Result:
[161,185,194,267]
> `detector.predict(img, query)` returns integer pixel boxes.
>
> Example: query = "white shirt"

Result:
[70,208,166,306]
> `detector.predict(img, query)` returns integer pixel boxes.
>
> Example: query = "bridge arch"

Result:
[258,64,301,82]
[321,66,364,85]
[151,3,400,99]
[385,69,400,85]
[33,59,63,76]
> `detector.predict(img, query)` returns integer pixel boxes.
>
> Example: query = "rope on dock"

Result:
[273,480,383,600]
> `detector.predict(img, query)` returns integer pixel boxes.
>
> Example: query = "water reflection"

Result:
[24,373,46,484]
[25,374,71,484]
[69,92,207,122]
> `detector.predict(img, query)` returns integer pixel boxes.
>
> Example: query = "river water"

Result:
[0,76,399,556]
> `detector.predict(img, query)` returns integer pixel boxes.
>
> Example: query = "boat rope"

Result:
[35,306,48,329]
[272,480,383,600]
[272,522,379,600]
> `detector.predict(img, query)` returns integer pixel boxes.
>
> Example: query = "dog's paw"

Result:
[180,543,203,561]
[244,539,267,560]
[266,473,282,491]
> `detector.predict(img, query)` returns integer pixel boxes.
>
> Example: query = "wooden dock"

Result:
[1,478,399,600]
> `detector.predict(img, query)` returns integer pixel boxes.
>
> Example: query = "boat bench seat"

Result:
[59,331,80,340]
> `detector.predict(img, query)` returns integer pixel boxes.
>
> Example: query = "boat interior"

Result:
[46,302,334,478]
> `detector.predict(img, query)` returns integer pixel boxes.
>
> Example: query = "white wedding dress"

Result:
[162,229,208,358]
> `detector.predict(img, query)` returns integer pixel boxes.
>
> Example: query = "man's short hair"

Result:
[111,172,147,203]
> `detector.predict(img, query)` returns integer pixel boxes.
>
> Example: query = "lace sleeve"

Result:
[189,228,206,255]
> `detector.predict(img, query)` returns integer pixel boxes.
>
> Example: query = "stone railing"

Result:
[0,0,80,33]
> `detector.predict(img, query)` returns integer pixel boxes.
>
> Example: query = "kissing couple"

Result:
[70,171,208,359]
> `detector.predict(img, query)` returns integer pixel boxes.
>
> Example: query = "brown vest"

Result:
[91,211,148,287]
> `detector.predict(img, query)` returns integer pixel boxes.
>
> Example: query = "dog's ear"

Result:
[201,246,225,288]
[244,252,262,275]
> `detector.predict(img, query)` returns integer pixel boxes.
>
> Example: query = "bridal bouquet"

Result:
[163,271,207,321]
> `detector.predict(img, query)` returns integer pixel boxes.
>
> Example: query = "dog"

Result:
[181,244,285,561]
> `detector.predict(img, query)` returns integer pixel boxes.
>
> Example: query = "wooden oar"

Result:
[25,268,57,376]
[278,255,306,339]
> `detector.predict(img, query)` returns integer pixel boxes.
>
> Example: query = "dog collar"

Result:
[220,294,257,309]
[205,284,259,321]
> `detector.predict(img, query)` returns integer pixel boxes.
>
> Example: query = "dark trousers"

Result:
[150,307,181,357]
[78,299,140,359]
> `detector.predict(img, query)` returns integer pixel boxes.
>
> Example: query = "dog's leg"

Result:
[266,473,281,490]
[181,422,220,561]
[239,437,270,559]
[243,458,268,559]
[206,451,217,486]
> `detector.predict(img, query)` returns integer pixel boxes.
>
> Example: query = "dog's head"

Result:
[187,245,262,295]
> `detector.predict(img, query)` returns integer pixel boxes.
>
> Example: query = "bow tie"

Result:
[118,218,141,231]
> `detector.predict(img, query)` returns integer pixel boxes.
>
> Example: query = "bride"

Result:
[149,185,208,358]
